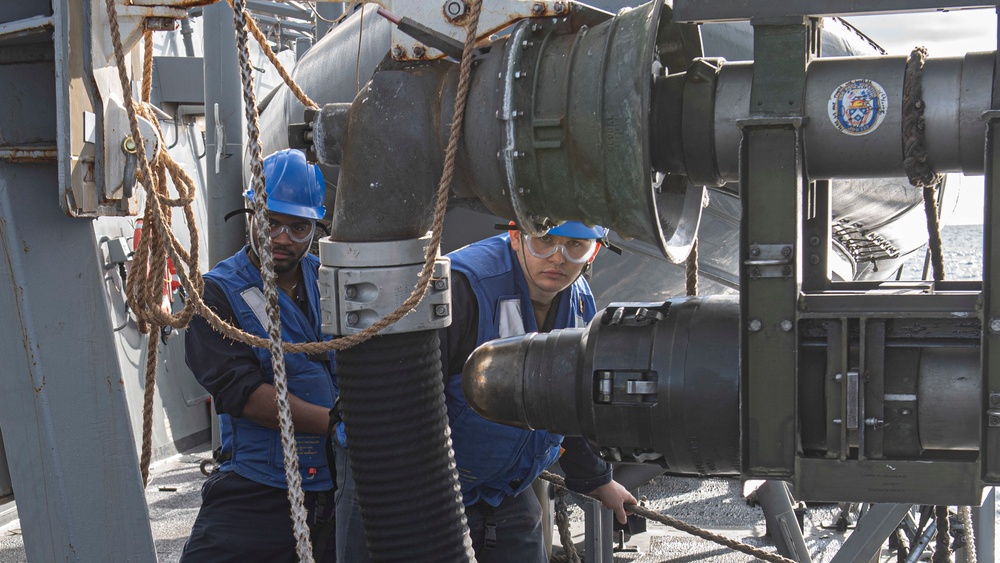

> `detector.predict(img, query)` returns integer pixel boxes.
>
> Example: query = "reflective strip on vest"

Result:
[498,299,525,338]
[239,287,269,331]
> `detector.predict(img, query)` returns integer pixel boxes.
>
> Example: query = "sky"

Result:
[842,9,997,224]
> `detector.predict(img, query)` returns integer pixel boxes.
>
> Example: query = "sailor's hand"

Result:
[589,480,637,524]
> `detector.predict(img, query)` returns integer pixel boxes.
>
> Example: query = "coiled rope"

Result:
[104,0,484,559]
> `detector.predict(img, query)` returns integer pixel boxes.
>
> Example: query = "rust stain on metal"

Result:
[0,147,58,162]
[145,17,179,31]
[131,0,219,7]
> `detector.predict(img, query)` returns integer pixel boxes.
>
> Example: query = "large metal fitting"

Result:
[317,234,451,335]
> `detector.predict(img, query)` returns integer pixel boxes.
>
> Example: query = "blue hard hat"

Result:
[548,221,608,239]
[244,149,326,220]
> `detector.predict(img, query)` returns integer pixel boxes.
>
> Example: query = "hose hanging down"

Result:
[336,330,472,561]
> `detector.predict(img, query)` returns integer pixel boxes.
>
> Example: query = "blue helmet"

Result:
[244,149,326,220]
[548,221,607,240]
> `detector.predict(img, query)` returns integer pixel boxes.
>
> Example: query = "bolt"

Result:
[521,40,534,50]
[780,319,793,332]
[750,246,760,256]
[392,46,403,58]
[991,318,1000,333]
[809,254,820,265]
[991,414,1000,427]
[750,266,761,278]
[346,312,360,326]
[781,246,791,257]
[435,304,449,317]
[991,393,1000,407]
[531,23,543,33]
[433,279,448,291]
[413,45,426,57]
[444,0,466,19]
[782,265,792,276]
[809,236,820,246]
[514,70,528,79]
[834,373,842,381]
[553,1,565,12]
[832,418,842,425]
[900,408,911,416]
[532,2,545,14]
[748,318,762,332]
[345,286,357,299]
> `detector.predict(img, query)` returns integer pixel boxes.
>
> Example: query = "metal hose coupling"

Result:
[463,296,741,476]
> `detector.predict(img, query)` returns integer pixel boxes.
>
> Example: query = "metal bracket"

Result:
[381,0,571,61]
[317,235,452,336]
[745,244,795,278]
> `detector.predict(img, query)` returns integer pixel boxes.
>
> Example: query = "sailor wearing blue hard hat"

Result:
[182,148,339,562]
[243,148,326,280]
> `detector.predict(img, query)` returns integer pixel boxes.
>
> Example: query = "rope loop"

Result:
[902,46,946,282]
[902,46,943,190]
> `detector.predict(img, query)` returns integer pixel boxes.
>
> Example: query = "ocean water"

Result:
[900,223,983,281]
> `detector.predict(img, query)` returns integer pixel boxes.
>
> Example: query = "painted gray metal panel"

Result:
[204,2,251,267]
[153,56,204,105]
[0,160,155,559]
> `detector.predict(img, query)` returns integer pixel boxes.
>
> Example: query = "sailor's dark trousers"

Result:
[180,470,336,563]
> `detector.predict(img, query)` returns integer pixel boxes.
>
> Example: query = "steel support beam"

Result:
[203,2,249,268]
[757,481,813,562]
[0,4,156,546]
[972,488,996,562]
[581,496,614,563]
[829,504,911,563]
[983,6,1000,484]
[740,16,815,477]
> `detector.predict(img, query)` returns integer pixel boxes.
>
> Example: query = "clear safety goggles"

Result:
[522,233,598,264]
[260,218,316,244]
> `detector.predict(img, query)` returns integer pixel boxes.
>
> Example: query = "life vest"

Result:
[447,234,595,506]
[205,247,337,491]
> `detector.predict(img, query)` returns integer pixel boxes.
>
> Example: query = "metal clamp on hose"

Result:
[317,233,451,335]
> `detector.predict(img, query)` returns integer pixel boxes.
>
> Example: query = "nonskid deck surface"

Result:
[0,441,945,563]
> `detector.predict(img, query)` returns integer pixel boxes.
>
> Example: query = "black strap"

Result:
[310,490,336,561]
[483,503,497,550]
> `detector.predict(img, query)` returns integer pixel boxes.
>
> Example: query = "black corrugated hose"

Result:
[336,330,472,561]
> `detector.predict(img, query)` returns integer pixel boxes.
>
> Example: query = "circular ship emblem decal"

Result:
[828,79,888,136]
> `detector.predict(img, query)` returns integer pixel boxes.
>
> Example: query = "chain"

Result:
[539,471,796,563]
